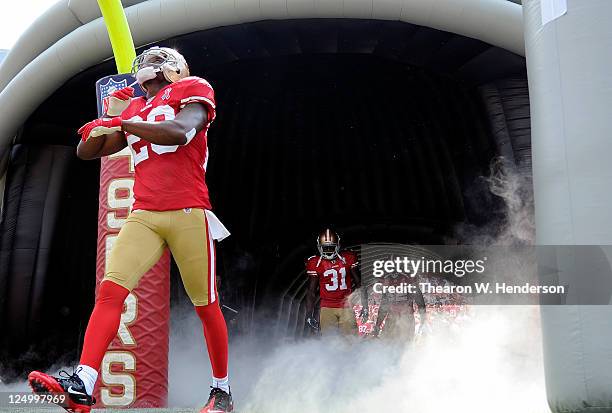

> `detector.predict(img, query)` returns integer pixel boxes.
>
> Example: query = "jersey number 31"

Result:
[323,267,348,291]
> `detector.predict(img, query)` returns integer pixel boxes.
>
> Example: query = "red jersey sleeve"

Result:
[344,251,359,268]
[174,76,216,124]
[305,256,319,277]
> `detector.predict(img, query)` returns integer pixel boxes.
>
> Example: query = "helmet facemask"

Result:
[131,47,189,91]
[318,243,339,259]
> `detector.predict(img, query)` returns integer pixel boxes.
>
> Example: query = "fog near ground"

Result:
[168,158,549,412]
[168,304,548,412]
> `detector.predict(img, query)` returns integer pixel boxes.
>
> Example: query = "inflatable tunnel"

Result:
[0,0,611,411]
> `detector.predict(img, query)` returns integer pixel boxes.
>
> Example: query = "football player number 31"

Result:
[323,267,348,291]
[127,105,179,166]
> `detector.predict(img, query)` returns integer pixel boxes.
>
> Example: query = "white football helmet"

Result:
[131,46,190,90]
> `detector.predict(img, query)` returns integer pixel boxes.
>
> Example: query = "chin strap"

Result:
[316,252,344,266]
[135,66,159,89]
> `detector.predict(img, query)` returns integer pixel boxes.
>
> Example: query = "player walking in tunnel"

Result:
[27,47,234,413]
[305,229,368,337]
[373,270,426,342]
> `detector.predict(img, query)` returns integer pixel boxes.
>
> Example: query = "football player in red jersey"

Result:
[28,47,233,413]
[305,229,368,336]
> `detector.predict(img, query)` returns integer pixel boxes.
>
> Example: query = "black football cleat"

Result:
[28,369,95,413]
[199,386,234,413]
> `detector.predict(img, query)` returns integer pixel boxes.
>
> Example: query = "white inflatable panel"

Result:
[0,1,79,92]
[525,0,612,411]
[372,0,403,20]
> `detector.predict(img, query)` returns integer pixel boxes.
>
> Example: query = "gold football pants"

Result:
[104,208,217,306]
[319,307,357,336]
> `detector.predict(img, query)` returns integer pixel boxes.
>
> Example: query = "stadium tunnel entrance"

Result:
[0,19,530,379]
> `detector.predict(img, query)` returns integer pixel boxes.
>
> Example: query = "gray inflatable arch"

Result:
[1,0,611,411]
[524,0,612,411]
[0,0,523,163]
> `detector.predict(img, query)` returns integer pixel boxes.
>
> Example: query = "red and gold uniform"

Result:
[306,251,358,335]
[105,76,229,306]
[28,48,232,413]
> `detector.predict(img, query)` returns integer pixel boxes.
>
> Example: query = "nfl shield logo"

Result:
[99,78,128,99]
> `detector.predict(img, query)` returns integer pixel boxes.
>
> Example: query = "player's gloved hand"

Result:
[103,86,134,116]
[306,317,320,331]
[78,117,123,142]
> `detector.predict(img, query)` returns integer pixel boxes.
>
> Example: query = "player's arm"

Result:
[77,132,127,160]
[121,103,208,146]
[76,87,133,160]
[305,275,319,320]
[374,286,390,336]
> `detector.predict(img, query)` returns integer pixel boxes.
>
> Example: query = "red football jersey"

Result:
[306,251,358,308]
[120,76,217,211]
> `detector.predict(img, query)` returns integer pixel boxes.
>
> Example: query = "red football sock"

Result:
[79,280,130,370]
[195,302,228,379]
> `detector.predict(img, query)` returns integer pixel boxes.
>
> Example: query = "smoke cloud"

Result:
[166,305,548,412]
[166,157,549,412]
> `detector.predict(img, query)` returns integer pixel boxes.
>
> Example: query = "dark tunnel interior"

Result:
[0,19,530,380]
